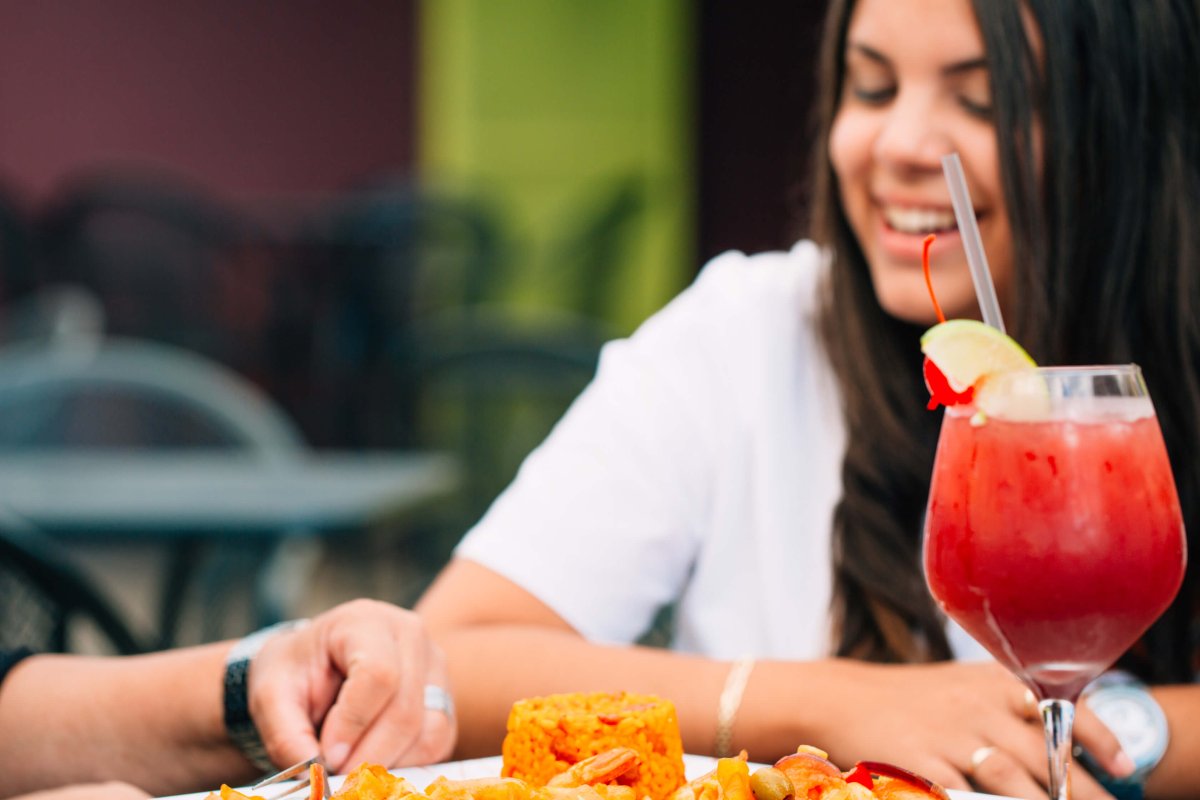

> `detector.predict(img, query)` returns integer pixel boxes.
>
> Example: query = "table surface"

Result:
[0,450,460,534]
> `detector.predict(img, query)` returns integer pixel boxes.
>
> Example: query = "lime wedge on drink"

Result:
[920,319,1036,394]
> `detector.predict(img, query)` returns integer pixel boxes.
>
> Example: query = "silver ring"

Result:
[424,684,455,718]
[969,745,998,775]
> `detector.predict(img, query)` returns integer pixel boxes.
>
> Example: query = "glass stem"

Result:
[1039,698,1076,800]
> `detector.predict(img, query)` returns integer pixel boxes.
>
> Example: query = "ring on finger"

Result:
[424,684,456,719]
[1022,688,1040,721]
[968,745,998,777]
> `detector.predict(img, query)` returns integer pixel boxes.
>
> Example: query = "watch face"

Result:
[1086,686,1168,773]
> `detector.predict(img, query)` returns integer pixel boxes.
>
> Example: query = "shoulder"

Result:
[636,240,828,344]
[692,239,828,311]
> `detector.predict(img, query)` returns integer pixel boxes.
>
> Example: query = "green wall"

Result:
[418,0,694,333]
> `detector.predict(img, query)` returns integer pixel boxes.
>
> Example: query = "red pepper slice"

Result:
[843,763,874,789]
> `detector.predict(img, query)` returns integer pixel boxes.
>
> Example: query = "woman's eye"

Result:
[958,95,993,119]
[850,84,896,104]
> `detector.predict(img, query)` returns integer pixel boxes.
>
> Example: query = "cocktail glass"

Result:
[924,365,1186,799]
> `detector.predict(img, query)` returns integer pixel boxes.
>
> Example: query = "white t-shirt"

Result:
[456,241,986,661]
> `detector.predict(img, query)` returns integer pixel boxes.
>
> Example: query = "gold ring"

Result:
[1023,688,1040,721]
[969,745,998,776]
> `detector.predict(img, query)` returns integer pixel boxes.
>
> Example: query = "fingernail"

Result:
[1110,749,1136,778]
[325,742,350,772]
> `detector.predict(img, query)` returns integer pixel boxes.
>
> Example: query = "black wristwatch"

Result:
[224,619,309,773]
[1076,671,1168,800]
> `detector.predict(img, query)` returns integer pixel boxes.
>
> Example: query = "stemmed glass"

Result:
[924,365,1186,799]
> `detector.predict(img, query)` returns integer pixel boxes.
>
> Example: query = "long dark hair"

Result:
[812,0,1200,682]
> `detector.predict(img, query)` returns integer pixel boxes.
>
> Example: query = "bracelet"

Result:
[715,656,755,758]
[224,619,310,773]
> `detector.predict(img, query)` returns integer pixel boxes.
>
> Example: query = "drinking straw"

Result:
[941,153,1007,333]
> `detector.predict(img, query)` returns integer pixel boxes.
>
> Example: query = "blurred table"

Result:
[0,451,460,645]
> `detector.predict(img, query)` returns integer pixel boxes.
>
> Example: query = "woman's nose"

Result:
[872,89,953,171]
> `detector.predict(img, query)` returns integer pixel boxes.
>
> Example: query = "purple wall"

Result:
[0,0,415,203]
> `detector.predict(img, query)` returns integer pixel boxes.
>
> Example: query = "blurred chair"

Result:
[398,312,603,570]
[0,284,105,351]
[0,337,303,453]
[244,180,615,598]
[0,337,309,645]
[543,176,645,322]
[0,505,148,655]
[0,184,37,306]
[284,181,508,449]
[35,172,271,374]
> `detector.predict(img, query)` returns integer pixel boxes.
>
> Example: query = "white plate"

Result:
[157,754,1013,800]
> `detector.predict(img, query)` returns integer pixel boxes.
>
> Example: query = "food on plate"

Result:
[204,745,947,800]
[204,692,946,800]
[667,745,947,800]
[501,692,686,800]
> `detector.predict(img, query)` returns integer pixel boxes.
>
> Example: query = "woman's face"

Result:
[829,0,1013,325]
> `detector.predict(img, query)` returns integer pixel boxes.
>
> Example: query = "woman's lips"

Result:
[875,211,973,261]
[881,204,957,233]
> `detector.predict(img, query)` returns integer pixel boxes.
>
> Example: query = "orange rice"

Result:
[501,692,686,800]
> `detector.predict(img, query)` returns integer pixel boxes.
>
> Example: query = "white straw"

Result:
[941,153,1006,333]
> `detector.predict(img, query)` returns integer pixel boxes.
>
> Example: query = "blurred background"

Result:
[0,0,824,654]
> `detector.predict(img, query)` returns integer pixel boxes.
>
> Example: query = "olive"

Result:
[749,767,794,800]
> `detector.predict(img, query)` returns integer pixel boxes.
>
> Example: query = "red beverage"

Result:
[925,396,1186,700]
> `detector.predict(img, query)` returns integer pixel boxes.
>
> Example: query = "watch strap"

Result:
[223,619,309,773]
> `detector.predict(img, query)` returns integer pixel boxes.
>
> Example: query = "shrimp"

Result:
[546,748,641,789]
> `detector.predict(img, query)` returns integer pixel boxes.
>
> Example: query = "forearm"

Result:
[1146,684,1200,799]
[0,645,256,797]
[435,625,847,761]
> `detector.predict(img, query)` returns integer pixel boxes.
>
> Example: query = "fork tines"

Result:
[251,756,331,800]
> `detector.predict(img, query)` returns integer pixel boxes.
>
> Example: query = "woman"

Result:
[418,1,1200,798]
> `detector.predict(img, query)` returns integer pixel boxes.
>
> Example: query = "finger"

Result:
[27,782,153,800]
[396,706,458,766]
[981,710,1057,786]
[393,646,457,766]
[1009,686,1040,722]
[247,631,328,769]
[250,664,323,769]
[915,758,973,792]
[973,726,1119,800]
[99,783,152,800]
[968,746,1048,799]
[1066,759,1123,800]
[319,605,431,771]
[1073,702,1136,779]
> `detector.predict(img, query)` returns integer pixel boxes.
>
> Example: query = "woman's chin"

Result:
[871,273,984,327]
[873,287,947,327]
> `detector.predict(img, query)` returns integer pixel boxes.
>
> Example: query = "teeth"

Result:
[883,206,957,234]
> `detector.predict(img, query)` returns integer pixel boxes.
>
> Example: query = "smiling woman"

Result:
[416,2,1200,799]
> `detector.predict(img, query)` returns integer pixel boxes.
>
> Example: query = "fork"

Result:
[251,756,332,800]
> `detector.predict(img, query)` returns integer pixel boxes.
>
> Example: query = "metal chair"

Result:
[391,312,603,584]
[0,336,310,646]
[284,181,507,449]
[0,505,148,655]
[35,172,270,374]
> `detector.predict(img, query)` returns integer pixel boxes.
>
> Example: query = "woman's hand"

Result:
[807,660,1128,799]
[12,782,150,800]
[248,599,457,773]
